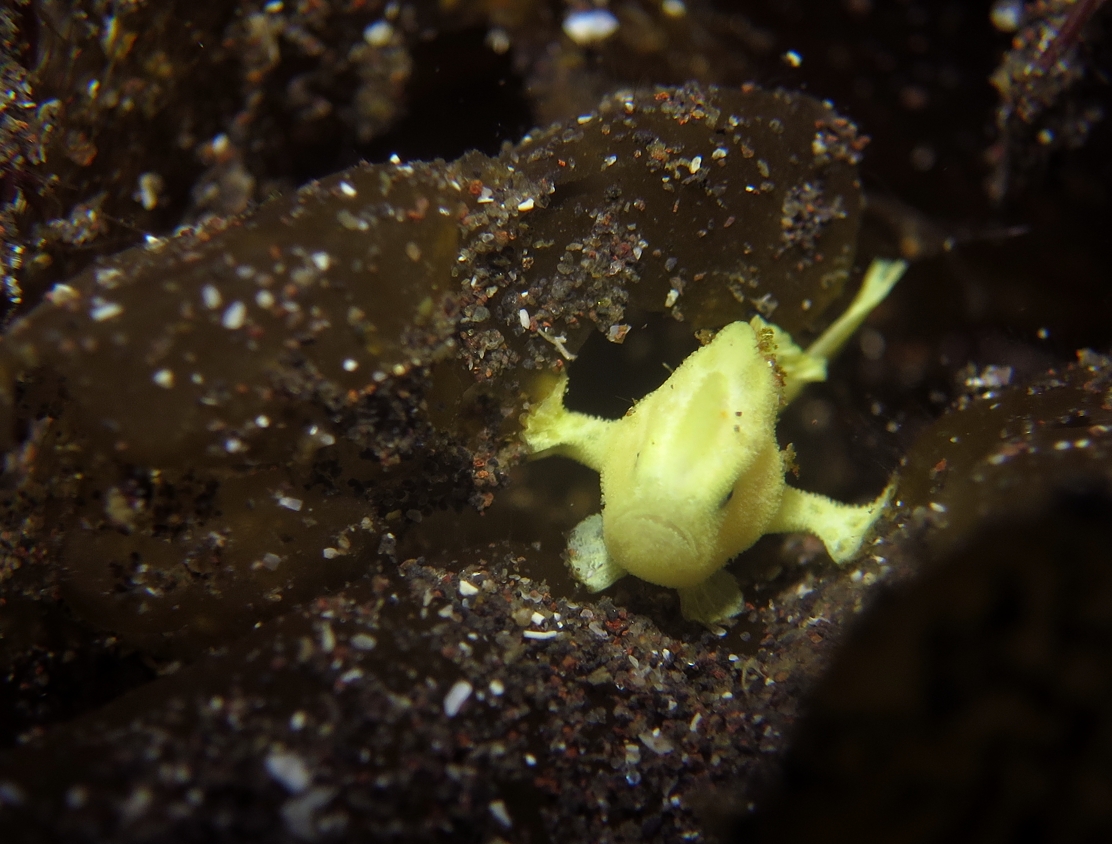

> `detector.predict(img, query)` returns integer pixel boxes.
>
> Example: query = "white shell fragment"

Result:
[201,284,222,310]
[990,0,1024,32]
[488,799,512,829]
[222,301,247,330]
[523,630,559,640]
[443,679,473,717]
[363,20,394,46]
[90,301,123,322]
[265,750,311,794]
[350,633,377,651]
[135,172,164,210]
[563,9,619,44]
[46,283,80,305]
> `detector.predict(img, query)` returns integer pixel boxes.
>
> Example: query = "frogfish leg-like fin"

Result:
[797,258,908,388]
[566,513,627,591]
[751,259,907,405]
[677,569,747,625]
[521,374,616,472]
[767,481,895,563]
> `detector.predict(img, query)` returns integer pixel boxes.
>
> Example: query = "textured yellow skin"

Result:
[522,260,906,622]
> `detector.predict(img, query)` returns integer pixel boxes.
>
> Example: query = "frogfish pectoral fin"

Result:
[566,513,627,591]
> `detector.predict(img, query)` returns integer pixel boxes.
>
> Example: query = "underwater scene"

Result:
[0,1,1110,841]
